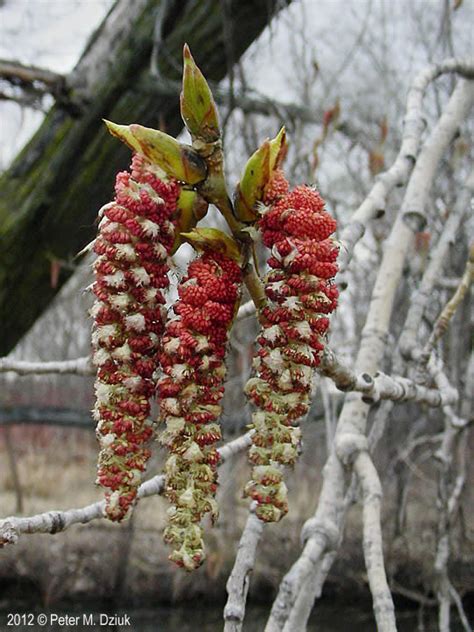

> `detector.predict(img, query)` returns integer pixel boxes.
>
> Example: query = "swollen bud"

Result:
[172,190,209,253]
[180,227,242,263]
[234,127,287,222]
[104,120,207,185]
[181,44,220,143]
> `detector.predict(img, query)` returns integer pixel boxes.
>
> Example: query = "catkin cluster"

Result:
[158,250,241,570]
[91,155,179,521]
[244,171,339,522]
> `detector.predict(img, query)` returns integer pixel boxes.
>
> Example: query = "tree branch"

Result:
[0,59,64,93]
[320,348,458,406]
[265,72,474,632]
[338,58,474,273]
[0,356,93,376]
[0,430,254,546]
[355,452,397,631]
[399,170,474,358]
[424,243,473,357]
[223,504,264,632]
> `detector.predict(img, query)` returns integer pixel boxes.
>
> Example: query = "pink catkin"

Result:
[158,250,241,571]
[244,175,339,523]
[91,154,179,521]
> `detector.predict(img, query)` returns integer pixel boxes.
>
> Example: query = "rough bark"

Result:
[0,0,289,356]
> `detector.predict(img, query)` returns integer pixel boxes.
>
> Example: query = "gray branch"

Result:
[266,67,474,632]
[339,57,474,273]
[0,356,93,376]
[0,431,253,546]
[223,504,264,632]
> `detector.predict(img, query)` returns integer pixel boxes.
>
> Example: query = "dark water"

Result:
[0,604,448,631]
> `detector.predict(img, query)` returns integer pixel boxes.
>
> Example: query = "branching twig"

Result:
[0,59,64,94]
[266,70,474,632]
[0,356,93,376]
[355,451,397,631]
[399,170,474,358]
[0,431,254,547]
[223,504,264,632]
[320,347,458,406]
[339,58,474,273]
[424,243,473,358]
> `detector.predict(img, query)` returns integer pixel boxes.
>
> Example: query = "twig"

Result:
[0,356,93,376]
[338,58,474,273]
[424,243,473,357]
[354,452,396,631]
[223,504,264,632]
[265,71,474,632]
[399,170,474,358]
[0,431,254,547]
[236,299,256,320]
[3,427,23,514]
[320,347,458,406]
[0,59,64,93]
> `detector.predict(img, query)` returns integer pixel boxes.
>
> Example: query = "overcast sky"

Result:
[1,0,472,169]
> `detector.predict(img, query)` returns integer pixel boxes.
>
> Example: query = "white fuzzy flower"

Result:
[95,382,114,404]
[89,302,103,319]
[252,411,267,429]
[195,334,210,352]
[170,364,191,381]
[178,487,196,508]
[292,343,313,360]
[282,248,299,266]
[266,280,286,293]
[93,324,117,344]
[162,220,174,235]
[144,288,159,303]
[141,182,164,205]
[128,469,143,486]
[154,243,168,260]
[112,342,132,361]
[183,442,204,462]
[282,296,301,311]
[104,271,125,288]
[131,266,151,286]
[100,219,120,232]
[114,244,137,262]
[199,355,210,371]
[263,325,283,343]
[124,313,146,332]
[139,218,160,237]
[107,490,121,509]
[165,416,186,435]
[295,366,313,387]
[278,369,293,390]
[100,433,116,447]
[162,398,181,415]
[264,348,285,371]
[123,376,143,391]
[164,337,180,354]
[97,201,116,218]
[293,320,312,339]
[93,347,111,366]
[109,293,131,310]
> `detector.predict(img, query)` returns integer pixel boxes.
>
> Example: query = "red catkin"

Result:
[244,174,339,523]
[158,250,241,570]
[91,154,179,521]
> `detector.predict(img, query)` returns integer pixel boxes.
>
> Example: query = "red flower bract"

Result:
[244,176,339,523]
[91,154,179,521]
[158,250,242,571]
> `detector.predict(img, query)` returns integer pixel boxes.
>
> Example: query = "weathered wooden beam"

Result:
[0,0,290,356]
[0,406,93,429]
